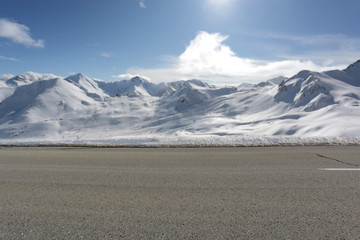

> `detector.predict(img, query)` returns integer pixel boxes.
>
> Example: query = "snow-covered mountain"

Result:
[0,60,360,143]
[95,76,165,97]
[5,72,59,87]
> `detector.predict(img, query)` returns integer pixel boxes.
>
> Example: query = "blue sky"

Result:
[1,0,360,83]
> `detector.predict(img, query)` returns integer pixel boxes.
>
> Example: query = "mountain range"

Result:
[0,60,360,143]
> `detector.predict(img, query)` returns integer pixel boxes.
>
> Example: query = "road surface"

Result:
[0,146,359,239]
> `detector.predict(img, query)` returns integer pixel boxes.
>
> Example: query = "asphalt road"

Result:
[0,146,359,239]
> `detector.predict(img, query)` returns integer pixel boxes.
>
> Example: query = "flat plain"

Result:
[0,146,359,239]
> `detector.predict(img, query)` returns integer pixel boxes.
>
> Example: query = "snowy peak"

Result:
[267,76,288,85]
[344,59,360,81]
[129,76,150,85]
[239,76,288,89]
[96,77,158,97]
[164,87,210,112]
[96,78,211,97]
[275,70,334,111]
[292,70,313,80]
[345,59,360,71]
[65,73,104,99]
[65,73,89,83]
[186,79,211,88]
[165,80,210,93]
[0,78,60,123]
[65,73,98,87]
[275,61,360,112]
[324,59,360,87]
[5,72,59,87]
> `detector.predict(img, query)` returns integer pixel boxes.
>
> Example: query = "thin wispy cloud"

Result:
[101,52,112,58]
[116,31,348,84]
[0,55,20,62]
[0,18,44,48]
[264,33,360,48]
[113,73,150,80]
[261,32,360,67]
[139,0,146,8]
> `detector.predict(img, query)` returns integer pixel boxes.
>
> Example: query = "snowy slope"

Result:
[0,77,103,138]
[5,72,59,87]
[0,85,14,102]
[325,60,360,87]
[0,72,60,102]
[0,60,360,144]
[65,73,107,100]
[95,76,166,97]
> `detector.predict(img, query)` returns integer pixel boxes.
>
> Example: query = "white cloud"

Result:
[113,73,137,80]
[0,73,15,81]
[176,32,347,81]
[101,52,112,58]
[0,18,44,48]
[112,73,150,81]
[115,31,353,84]
[0,55,19,62]
[139,0,146,8]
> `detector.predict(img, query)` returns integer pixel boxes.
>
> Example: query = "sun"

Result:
[206,0,235,14]
[207,0,233,6]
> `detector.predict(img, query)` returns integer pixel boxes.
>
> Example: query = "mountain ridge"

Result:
[1,60,360,140]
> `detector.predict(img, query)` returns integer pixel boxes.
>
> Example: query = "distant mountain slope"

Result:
[95,76,164,97]
[275,68,360,112]
[5,72,59,87]
[0,59,360,141]
[324,60,360,87]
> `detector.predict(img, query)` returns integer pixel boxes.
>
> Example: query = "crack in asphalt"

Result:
[316,154,359,167]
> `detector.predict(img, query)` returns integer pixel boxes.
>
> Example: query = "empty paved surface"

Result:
[0,146,359,239]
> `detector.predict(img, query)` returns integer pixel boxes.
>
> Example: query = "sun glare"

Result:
[209,0,230,4]
[208,0,233,6]
[206,0,235,15]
